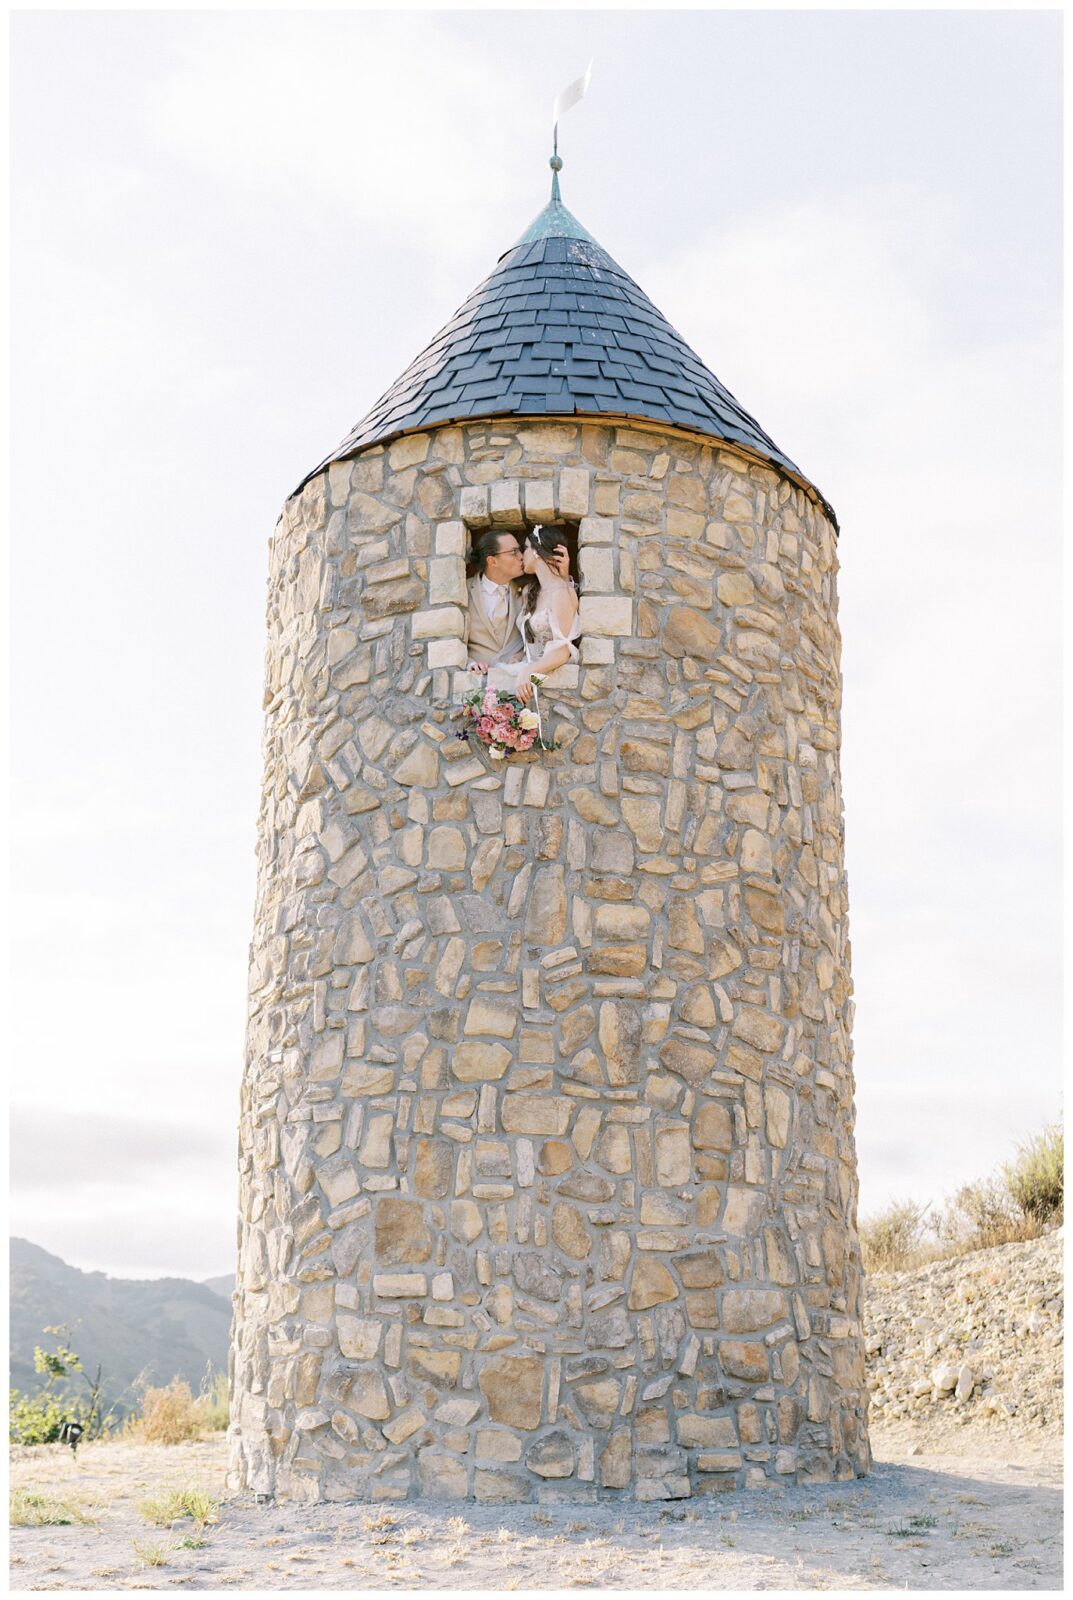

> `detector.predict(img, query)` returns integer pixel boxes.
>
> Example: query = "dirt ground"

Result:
[8,1427,1062,1592]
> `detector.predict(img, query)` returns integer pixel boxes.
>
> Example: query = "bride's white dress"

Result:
[489,596,581,690]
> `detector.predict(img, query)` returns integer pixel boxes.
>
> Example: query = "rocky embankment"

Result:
[862,1225,1063,1444]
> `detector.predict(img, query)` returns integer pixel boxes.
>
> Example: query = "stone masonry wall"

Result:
[228,417,870,1504]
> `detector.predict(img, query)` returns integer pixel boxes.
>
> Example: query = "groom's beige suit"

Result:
[465,575,526,666]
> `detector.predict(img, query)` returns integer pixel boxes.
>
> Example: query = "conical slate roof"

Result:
[300,187,834,524]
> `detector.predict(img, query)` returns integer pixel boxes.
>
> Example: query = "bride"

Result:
[500,526,581,705]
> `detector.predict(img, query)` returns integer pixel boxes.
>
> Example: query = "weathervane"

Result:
[550,63,592,201]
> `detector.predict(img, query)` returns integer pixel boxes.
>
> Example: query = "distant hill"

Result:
[9,1238,232,1418]
[201,1273,235,1302]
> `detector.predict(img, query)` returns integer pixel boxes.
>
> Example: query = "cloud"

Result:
[643,186,1063,1217]
[151,13,533,265]
[10,1108,233,1192]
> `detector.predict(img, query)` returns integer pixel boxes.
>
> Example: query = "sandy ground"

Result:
[8,1429,1062,1592]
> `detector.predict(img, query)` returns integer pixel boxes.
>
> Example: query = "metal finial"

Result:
[550,64,591,205]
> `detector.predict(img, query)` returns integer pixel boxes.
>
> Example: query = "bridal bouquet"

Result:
[456,684,552,760]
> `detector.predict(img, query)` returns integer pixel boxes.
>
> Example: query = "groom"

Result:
[464,530,570,668]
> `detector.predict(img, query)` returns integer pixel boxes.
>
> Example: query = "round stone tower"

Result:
[229,172,870,1505]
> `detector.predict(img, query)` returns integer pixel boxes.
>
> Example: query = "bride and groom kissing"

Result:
[465,527,581,705]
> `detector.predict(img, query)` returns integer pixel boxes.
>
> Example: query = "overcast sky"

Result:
[9,8,1062,1280]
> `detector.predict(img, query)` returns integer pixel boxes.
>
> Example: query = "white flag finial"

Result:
[552,62,592,138]
[549,63,592,199]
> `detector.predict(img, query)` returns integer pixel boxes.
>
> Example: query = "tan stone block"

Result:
[656,1125,692,1185]
[450,1199,483,1243]
[744,886,785,932]
[722,1186,767,1234]
[558,466,590,517]
[552,1201,592,1260]
[452,1041,512,1081]
[764,1085,791,1147]
[412,606,465,640]
[721,1288,787,1333]
[693,1103,733,1154]
[677,1250,723,1289]
[668,897,705,954]
[414,1137,453,1197]
[474,1468,529,1503]
[579,546,614,591]
[685,1290,720,1327]
[719,1341,770,1382]
[740,829,773,873]
[394,742,440,787]
[537,1139,574,1175]
[359,1113,394,1167]
[463,998,518,1039]
[382,1404,427,1444]
[628,1256,678,1310]
[408,1349,462,1388]
[574,1378,622,1429]
[621,796,663,853]
[501,1095,573,1136]
[731,1008,785,1054]
[459,485,490,526]
[659,1037,717,1086]
[636,1408,671,1444]
[620,739,671,777]
[598,1000,643,1085]
[347,1370,392,1421]
[526,1430,575,1479]
[489,479,524,527]
[476,1429,523,1463]
[600,1429,632,1488]
[679,984,717,1027]
[696,1450,743,1474]
[429,556,467,606]
[594,905,650,941]
[717,571,755,606]
[569,787,618,825]
[388,433,430,469]
[375,1197,432,1265]
[664,606,722,660]
[479,1355,544,1429]
[337,1316,382,1361]
[373,1273,428,1298]
[595,1124,632,1174]
[678,1414,738,1449]
[427,826,467,869]
[579,596,632,636]
[525,865,567,945]
[588,944,647,977]
[319,1156,360,1206]
[417,1450,468,1498]
[332,916,375,964]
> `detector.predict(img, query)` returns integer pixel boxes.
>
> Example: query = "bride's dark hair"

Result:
[520,526,570,618]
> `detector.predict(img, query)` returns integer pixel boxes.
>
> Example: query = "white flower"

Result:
[488,745,506,760]
[517,710,540,730]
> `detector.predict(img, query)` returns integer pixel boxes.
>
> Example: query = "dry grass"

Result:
[10,1490,98,1527]
[138,1485,219,1528]
[127,1379,224,1445]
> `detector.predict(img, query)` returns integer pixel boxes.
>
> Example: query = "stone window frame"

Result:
[410,466,632,703]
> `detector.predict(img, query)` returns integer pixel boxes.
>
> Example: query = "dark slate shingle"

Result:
[297,196,835,525]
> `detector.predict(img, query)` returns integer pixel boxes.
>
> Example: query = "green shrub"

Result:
[8,1388,67,1446]
[138,1486,219,1528]
[1002,1122,1063,1224]
[197,1365,229,1432]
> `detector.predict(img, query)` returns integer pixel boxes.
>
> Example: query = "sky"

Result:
[9,8,1063,1280]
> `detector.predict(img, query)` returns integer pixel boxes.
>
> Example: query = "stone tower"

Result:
[229,170,870,1505]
